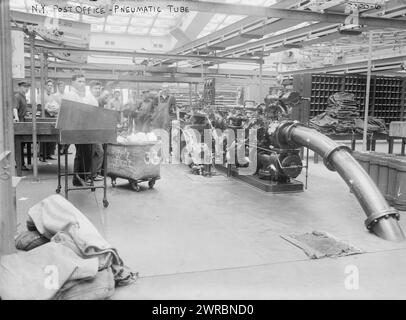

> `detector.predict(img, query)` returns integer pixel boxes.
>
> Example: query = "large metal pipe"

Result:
[269,120,405,241]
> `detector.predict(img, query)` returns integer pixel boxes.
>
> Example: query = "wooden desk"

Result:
[14,122,59,176]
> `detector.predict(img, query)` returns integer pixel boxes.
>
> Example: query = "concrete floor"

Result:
[15,141,406,299]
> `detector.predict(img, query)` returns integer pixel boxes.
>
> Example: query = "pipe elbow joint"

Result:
[270,120,303,149]
[365,207,400,230]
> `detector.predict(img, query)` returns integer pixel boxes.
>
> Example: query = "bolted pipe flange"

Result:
[323,145,353,171]
[365,207,400,230]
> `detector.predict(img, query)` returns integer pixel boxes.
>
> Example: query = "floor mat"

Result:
[280,231,363,259]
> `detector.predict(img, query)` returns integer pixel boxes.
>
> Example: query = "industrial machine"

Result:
[224,92,306,192]
[178,93,405,241]
[257,148,302,183]
[266,119,404,242]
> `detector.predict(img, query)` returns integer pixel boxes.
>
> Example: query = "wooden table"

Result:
[14,121,59,176]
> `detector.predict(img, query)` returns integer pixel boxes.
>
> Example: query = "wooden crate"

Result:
[106,142,161,181]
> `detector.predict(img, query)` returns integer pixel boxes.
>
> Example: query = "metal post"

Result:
[0,0,16,255]
[363,31,373,151]
[259,60,263,101]
[30,33,38,178]
[189,82,192,106]
[40,50,45,118]
[136,82,140,98]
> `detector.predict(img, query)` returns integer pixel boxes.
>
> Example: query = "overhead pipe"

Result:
[268,120,405,242]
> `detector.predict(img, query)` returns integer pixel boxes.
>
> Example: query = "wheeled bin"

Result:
[106,141,161,192]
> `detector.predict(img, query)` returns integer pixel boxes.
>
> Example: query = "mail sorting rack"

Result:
[374,77,405,124]
[293,73,406,124]
[343,75,369,118]
[55,100,119,208]
[309,74,343,117]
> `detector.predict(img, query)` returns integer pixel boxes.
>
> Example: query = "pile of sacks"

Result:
[310,92,360,134]
[354,117,387,134]
[327,92,360,119]
[309,92,386,135]
[0,195,136,300]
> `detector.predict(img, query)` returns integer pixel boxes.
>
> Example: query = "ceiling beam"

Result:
[363,0,406,17]
[265,31,345,55]
[172,12,214,48]
[30,44,263,64]
[220,22,333,56]
[280,54,406,75]
[148,0,406,29]
[24,58,277,77]
[169,0,299,55]
[25,71,272,85]
[170,28,192,44]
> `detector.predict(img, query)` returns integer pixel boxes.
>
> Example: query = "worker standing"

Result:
[52,80,66,107]
[13,81,31,171]
[41,79,57,161]
[151,85,178,131]
[89,80,104,181]
[64,74,98,186]
[52,81,70,155]
[13,81,30,122]
[135,90,155,133]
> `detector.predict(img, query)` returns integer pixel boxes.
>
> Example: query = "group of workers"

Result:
[126,85,178,132]
[13,74,178,186]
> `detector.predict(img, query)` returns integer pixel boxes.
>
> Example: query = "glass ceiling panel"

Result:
[104,25,127,33]
[131,17,155,26]
[90,24,104,32]
[127,26,151,35]
[106,15,130,26]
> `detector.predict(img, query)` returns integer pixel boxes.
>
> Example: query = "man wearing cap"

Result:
[13,81,31,170]
[13,81,30,122]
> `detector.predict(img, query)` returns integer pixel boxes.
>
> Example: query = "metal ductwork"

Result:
[268,120,405,242]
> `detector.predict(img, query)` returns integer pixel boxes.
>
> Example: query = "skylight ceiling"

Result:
[10,0,188,37]
[197,0,275,38]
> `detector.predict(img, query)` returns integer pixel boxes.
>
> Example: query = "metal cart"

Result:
[55,100,119,207]
[106,141,161,192]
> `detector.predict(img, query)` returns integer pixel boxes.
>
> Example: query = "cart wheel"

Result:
[148,179,156,189]
[56,187,61,194]
[129,180,141,192]
[103,199,109,208]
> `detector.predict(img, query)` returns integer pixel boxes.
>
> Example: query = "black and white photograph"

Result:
[1,0,406,304]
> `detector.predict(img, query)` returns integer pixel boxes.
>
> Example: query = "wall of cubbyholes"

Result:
[293,73,406,124]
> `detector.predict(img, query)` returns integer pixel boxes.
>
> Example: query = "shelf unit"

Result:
[293,73,406,123]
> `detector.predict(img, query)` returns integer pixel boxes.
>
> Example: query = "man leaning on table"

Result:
[13,81,30,122]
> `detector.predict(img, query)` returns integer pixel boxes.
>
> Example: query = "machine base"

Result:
[215,164,304,193]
